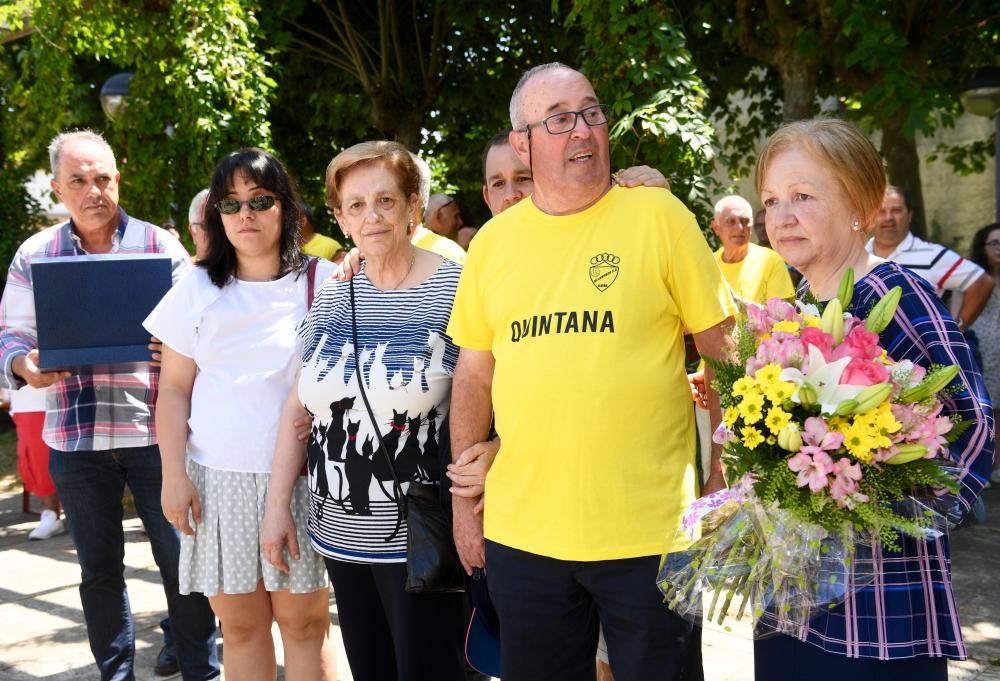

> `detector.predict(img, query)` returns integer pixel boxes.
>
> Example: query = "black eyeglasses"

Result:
[216,195,278,215]
[521,104,609,135]
[985,240,1000,249]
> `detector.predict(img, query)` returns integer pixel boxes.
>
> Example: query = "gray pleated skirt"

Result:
[179,459,329,597]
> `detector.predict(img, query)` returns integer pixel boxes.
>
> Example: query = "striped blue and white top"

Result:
[297,258,461,563]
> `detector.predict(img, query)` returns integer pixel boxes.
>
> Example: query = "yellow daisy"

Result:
[742,426,765,450]
[764,407,792,434]
[738,393,765,424]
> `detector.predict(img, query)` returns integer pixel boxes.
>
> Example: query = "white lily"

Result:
[795,300,821,318]
[779,345,867,415]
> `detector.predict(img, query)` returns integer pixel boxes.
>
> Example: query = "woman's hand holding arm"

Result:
[156,345,201,535]
[447,437,500,513]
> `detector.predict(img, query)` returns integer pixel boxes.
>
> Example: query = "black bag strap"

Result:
[349,278,408,519]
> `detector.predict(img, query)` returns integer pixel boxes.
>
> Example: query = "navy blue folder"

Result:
[31,254,172,372]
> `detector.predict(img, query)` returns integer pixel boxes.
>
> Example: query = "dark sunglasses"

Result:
[216,194,278,215]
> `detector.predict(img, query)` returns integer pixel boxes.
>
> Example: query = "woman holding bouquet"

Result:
[752,118,994,679]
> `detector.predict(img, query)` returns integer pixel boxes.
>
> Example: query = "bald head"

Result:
[713,195,753,220]
[425,193,463,240]
[711,195,753,262]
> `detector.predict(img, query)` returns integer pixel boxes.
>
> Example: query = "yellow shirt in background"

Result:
[412,225,467,264]
[301,233,342,260]
[714,242,794,304]
[448,186,736,561]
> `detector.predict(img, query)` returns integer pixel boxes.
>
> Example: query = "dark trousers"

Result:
[49,446,219,681]
[754,633,949,681]
[325,558,467,681]
[486,541,694,681]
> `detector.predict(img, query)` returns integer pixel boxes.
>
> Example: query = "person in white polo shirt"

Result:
[868,186,994,329]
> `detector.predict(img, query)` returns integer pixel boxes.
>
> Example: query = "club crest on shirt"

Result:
[589,253,620,292]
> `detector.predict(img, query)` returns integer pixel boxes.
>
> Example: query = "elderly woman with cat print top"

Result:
[261,141,467,681]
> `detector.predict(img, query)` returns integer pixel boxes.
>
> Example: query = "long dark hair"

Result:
[969,222,1000,274]
[199,148,305,287]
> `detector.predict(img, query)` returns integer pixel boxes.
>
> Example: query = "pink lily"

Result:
[829,458,863,506]
[787,448,835,492]
[801,416,845,451]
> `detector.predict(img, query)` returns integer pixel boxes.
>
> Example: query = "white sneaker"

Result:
[991,469,1000,485]
[29,510,65,540]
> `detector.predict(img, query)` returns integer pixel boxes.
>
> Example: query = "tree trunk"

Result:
[777,50,818,122]
[881,117,926,239]
[370,93,425,152]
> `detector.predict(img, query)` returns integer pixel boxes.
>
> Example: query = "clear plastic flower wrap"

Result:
[657,475,956,636]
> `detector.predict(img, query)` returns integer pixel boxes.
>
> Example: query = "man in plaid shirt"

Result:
[0,130,219,680]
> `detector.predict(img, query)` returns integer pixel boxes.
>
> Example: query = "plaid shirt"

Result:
[0,209,190,452]
[759,262,994,660]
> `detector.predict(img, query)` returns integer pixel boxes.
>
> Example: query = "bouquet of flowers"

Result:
[658,270,964,633]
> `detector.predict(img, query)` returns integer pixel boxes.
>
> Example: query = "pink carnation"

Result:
[840,358,890,386]
[800,328,834,360]
[832,326,882,362]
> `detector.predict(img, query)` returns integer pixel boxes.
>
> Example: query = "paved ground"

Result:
[1,485,998,680]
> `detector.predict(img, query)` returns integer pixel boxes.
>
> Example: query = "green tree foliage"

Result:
[676,0,997,234]
[263,0,572,225]
[2,0,274,230]
[568,0,718,226]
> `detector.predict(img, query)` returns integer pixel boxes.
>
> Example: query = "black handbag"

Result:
[348,278,465,594]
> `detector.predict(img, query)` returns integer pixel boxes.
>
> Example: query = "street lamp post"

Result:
[99,72,132,121]
[960,67,1000,222]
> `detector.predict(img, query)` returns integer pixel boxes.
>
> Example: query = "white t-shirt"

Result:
[9,384,47,414]
[144,260,336,473]
[865,233,984,296]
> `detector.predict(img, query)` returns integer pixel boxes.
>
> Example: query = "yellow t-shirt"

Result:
[411,225,467,264]
[301,233,342,260]
[714,242,795,304]
[448,186,737,561]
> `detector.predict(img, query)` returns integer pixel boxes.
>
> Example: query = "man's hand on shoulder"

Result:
[333,247,363,281]
[12,349,70,388]
[613,165,670,191]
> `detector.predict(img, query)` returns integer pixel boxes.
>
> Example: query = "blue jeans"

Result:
[50,445,219,681]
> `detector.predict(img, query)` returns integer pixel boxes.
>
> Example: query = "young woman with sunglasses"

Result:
[145,148,337,680]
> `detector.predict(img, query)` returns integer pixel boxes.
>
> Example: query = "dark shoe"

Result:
[154,644,179,677]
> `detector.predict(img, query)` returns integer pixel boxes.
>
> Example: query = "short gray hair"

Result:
[188,188,210,227]
[409,152,432,220]
[509,62,575,130]
[48,129,117,176]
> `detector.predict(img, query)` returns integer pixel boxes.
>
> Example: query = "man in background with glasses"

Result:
[447,63,735,681]
[869,185,993,330]
[0,130,219,680]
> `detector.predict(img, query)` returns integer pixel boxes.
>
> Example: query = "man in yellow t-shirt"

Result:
[693,196,795,479]
[299,203,342,260]
[711,195,795,304]
[447,63,735,681]
[409,154,468,264]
